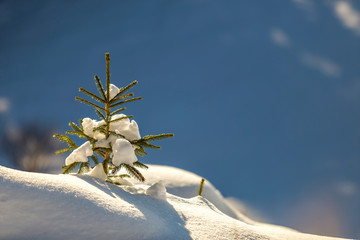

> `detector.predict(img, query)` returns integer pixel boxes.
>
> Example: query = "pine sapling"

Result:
[54,53,173,183]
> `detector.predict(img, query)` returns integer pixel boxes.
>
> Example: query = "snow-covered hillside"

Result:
[0,165,348,240]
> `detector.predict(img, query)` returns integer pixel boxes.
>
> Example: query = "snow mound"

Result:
[146,181,167,201]
[129,165,241,220]
[128,165,303,230]
[0,165,347,240]
[85,163,107,180]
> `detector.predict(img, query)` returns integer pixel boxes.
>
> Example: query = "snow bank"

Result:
[0,165,347,240]
[129,165,241,220]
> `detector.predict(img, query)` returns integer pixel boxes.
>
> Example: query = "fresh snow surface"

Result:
[112,138,138,166]
[65,141,93,166]
[0,165,348,240]
[128,165,243,221]
[145,181,167,201]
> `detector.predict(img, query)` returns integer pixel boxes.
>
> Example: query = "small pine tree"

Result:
[54,53,173,183]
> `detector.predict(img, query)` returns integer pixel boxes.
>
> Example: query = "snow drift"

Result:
[0,165,348,240]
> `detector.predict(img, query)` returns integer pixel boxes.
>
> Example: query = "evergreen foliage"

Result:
[54,53,173,183]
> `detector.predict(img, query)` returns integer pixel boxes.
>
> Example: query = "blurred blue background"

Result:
[0,0,359,238]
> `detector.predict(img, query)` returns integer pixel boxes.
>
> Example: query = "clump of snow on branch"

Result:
[110,114,141,141]
[112,138,138,166]
[108,83,120,100]
[82,118,105,140]
[65,141,93,166]
[81,114,141,144]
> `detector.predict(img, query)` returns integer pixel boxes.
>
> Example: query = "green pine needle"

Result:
[140,141,162,149]
[65,130,85,137]
[75,97,106,111]
[93,149,106,158]
[93,146,112,152]
[108,174,131,179]
[77,162,90,174]
[121,163,145,182]
[94,75,107,101]
[69,122,82,133]
[55,147,75,155]
[110,80,138,103]
[118,92,135,100]
[92,124,106,132]
[110,97,142,108]
[109,131,125,139]
[103,158,109,175]
[110,92,134,104]
[79,87,105,103]
[134,149,143,157]
[142,133,174,142]
[198,178,205,196]
[78,119,84,130]
[134,147,148,157]
[133,161,149,169]
[110,107,126,116]
[105,179,120,185]
[95,109,106,120]
[62,162,81,174]
[53,134,77,148]
[91,155,99,165]
[105,53,111,102]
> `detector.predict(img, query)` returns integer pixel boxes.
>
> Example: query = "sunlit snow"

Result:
[110,114,141,141]
[82,117,105,140]
[85,163,107,180]
[112,138,138,166]
[65,141,93,165]
[109,83,120,100]
[0,165,346,240]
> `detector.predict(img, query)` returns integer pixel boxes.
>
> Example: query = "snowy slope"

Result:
[0,165,348,240]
